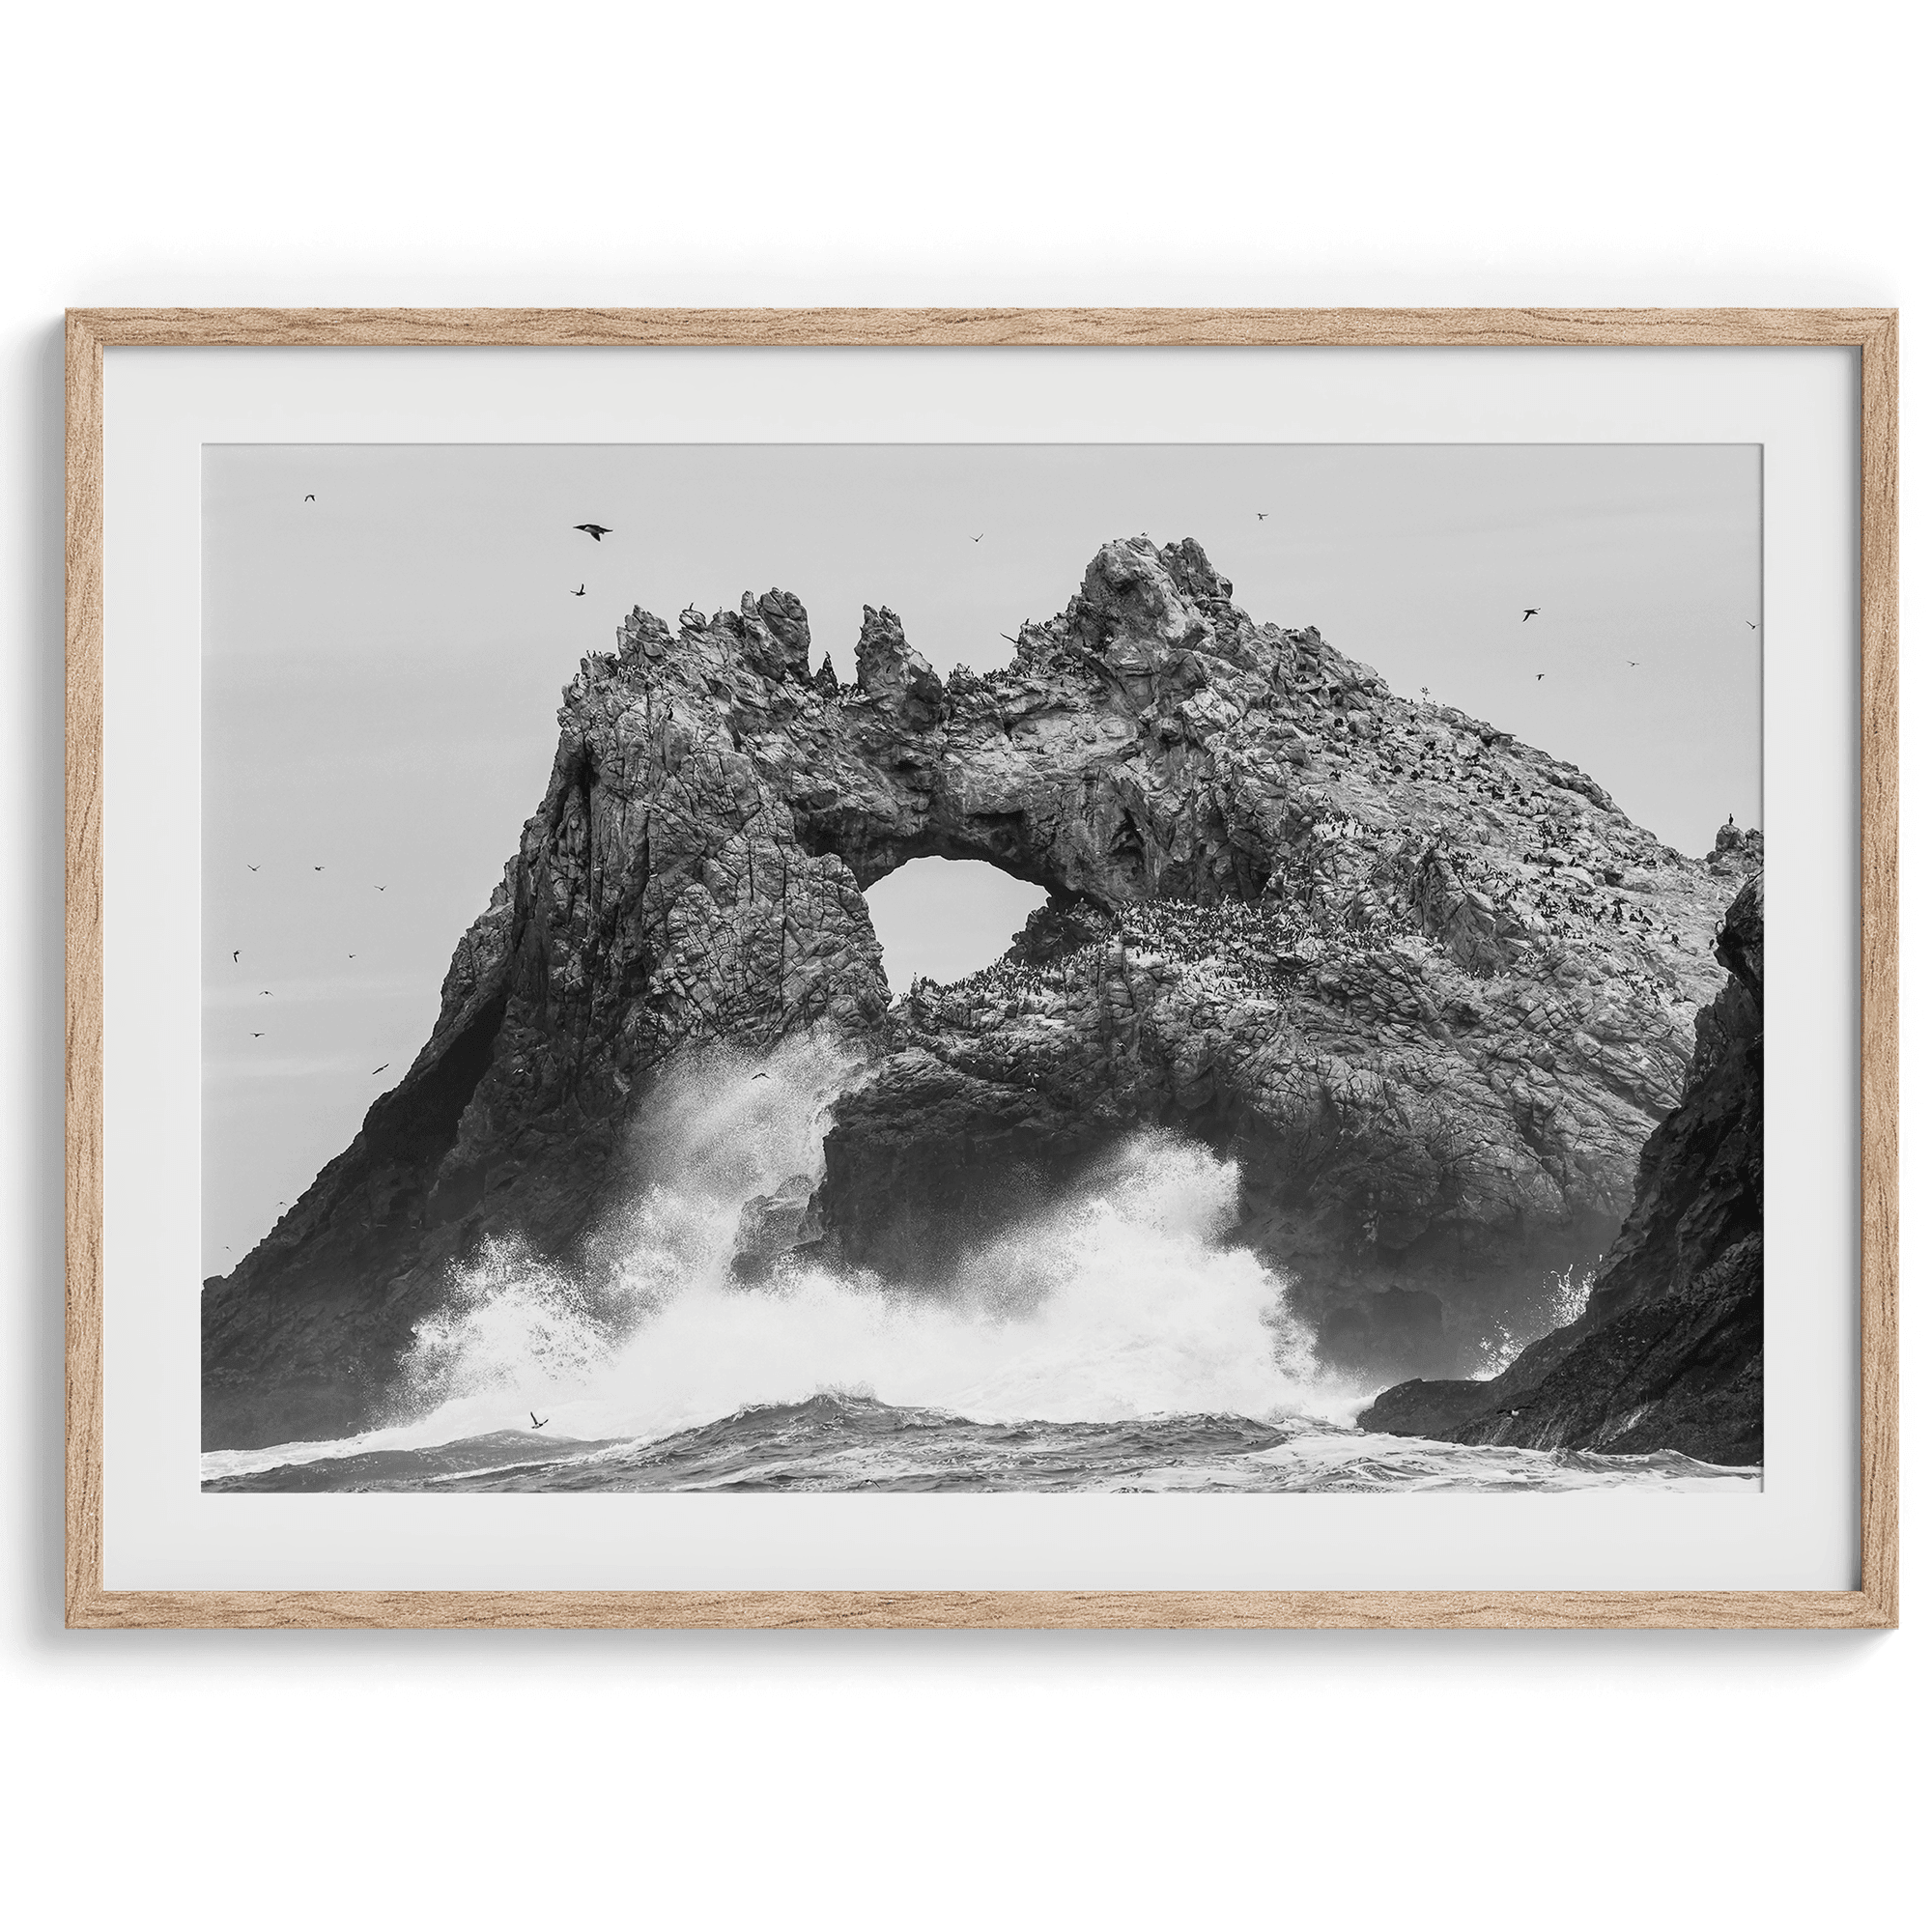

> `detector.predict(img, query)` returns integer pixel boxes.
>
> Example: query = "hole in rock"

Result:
[865,858,1049,998]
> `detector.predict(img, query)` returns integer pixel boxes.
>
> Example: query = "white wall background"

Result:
[2,2,1921,1926]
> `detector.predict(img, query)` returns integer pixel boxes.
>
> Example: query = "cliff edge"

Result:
[1358,872,1763,1464]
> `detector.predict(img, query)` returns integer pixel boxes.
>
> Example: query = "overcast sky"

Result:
[203,442,1760,1273]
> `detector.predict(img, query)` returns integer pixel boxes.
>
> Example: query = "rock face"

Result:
[1356,874,1763,1464]
[203,537,1742,1449]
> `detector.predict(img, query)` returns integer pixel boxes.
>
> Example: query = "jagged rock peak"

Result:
[855,604,944,728]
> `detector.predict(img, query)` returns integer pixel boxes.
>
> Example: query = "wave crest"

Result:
[386,1040,1351,1451]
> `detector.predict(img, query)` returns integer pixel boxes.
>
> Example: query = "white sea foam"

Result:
[208,1036,1363,1476]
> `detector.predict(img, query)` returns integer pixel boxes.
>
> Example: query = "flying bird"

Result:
[250,1032,265,1038]
[573,524,612,541]
[570,583,585,596]
[374,885,386,893]
[304,494,315,503]
[752,1071,770,1080]
[372,1064,388,1075]
[260,990,272,997]
[1257,512,1268,521]
[1522,609,1541,621]
[530,1413,550,1430]
[1627,660,1640,668]
[313,866,325,871]
[1745,619,1758,630]
[246,864,259,872]
[972,534,983,543]
[232,950,240,962]
[1536,673,1546,681]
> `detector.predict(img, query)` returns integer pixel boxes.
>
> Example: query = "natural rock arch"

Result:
[203,537,1740,1448]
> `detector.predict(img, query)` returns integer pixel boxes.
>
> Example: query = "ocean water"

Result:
[204,1037,1759,1495]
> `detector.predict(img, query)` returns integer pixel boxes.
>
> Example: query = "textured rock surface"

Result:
[1357,874,1764,1464]
[204,538,1740,1448]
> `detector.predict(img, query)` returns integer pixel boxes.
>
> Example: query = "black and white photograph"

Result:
[199,441,1764,1495]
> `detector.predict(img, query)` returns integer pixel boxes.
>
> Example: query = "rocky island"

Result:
[202,537,1757,1459]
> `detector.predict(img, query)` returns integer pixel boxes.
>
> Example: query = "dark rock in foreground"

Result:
[204,537,1743,1449]
[1358,874,1763,1465]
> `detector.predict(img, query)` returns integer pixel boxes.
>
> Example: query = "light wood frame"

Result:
[65,307,1899,1630]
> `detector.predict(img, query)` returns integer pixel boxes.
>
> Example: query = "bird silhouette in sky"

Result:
[574,524,612,541]
[1627,660,1640,668]
[232,951,240,962]
[1745,619,1758,631]
[304,494,315,503]
[372,1064,388,1075]
[972,534,983,543]
[752,1071,770,1080]
[374,885,386,893]
[246,864,259,872]
[1257,512,1269,521]
[313,866,325,871]
[1522,608,1541,621]
[570,583,585,596]
[530,1413,549,1430]
[1536,672,1546,681]
[260,990,272,997]
[250,1032,265,1038]
[349,953,356,959]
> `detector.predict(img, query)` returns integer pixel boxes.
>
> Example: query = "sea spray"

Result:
[1468,1262,1598,1379]
[394,1031,862,1426]
[371,1036,1357,1450]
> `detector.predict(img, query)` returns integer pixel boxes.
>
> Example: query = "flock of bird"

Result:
[912,825,1705,1035]
[231,515,626,1093]
[229,854,395,1075]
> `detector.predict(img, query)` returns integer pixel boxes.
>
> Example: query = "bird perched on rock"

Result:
[574,524,613,541]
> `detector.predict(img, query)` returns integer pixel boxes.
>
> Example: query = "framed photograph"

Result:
[65,308,1896,1629]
